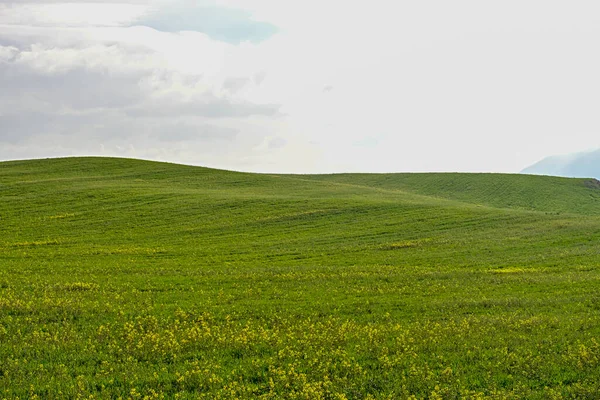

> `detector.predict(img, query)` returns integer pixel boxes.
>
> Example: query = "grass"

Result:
[1,156,600,399]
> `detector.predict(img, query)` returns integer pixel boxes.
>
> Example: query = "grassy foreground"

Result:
[1,157,600,399]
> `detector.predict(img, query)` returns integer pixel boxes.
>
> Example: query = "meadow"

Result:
[1,157,600,399]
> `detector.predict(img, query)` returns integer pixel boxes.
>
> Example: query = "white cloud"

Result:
[0,2,149,27]
[0,20,289,170]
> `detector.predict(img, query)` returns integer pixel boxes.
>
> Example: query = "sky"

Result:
[1,1,600,173]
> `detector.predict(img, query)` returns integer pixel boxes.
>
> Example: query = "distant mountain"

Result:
[522,149,600,179]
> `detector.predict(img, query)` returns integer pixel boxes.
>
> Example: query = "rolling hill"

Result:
[1,157,600,398]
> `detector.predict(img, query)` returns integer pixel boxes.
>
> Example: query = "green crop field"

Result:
[1,157,600,399]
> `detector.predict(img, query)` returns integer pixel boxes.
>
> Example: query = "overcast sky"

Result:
[1,1,600,173]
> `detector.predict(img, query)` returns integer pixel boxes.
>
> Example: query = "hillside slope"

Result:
[1,157,600,398]
[299,172,600,215]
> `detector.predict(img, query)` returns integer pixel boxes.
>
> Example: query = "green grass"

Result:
[1,156,600,399]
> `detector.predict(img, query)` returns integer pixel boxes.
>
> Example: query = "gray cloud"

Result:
[0,113,54,144]
[0,108,250,164]
[267,137,287,149]
[0,29,282,165]
[0,44,153,119]
[0,42,279,113]
[150,121,239,142]
[253,71,267,86]
[126,94,281,119]
[0,109,138,144]
[222,76,250,93]
[0,109,238,143]
[1,66,145,111]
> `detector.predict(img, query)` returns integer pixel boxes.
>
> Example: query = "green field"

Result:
[1,157,600,399]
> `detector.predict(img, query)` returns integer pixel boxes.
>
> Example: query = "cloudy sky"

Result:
[1,1,600,173]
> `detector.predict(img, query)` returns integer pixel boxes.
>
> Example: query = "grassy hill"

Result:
[1,157,600,398]
[303,172,600,215]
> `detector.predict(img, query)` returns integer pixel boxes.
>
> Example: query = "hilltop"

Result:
[1,157,600,398]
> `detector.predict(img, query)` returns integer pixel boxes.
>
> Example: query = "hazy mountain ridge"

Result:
[522,149,600,179]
